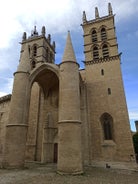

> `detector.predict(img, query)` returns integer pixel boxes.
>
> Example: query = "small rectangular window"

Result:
[108,88,111,95]
[101,69,104,75]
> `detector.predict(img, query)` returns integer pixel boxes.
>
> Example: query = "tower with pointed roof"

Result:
[0,3,136,172]
[58,31,83,174]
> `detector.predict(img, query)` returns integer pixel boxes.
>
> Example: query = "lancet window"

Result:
[100,113,113,140]
[102,44,109,58]
[92,30,97,42]
[31,60,36,69]
[33,45,37,57]
[93,46,99,60]
[101,69,104,75]
[101,27,107,41]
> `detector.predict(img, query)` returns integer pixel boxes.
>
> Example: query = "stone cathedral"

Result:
[0,3,136,173]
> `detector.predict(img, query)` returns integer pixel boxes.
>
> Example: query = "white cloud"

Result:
[129,111,138,120]
[0,50,16,71]
[0,0,138,103]
[0,77,13,96]
[0,92,7,97]
[6,78,13,92]
[0,0,138,49]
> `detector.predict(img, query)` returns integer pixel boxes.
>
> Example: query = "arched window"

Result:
[93,46,99,60]
[102,44,109,58]
[33,45,37,57]
[101,27,107,41]
[100,113,113,140]
[92,30,97,42]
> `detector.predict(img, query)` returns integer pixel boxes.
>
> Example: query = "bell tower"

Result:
[82,3,135,163]
[82,3,118,63]
[22,26,55,70]
[3,26,56,168]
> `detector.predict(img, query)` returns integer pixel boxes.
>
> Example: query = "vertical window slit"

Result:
[108,88,111,95]
[101,69,104,75]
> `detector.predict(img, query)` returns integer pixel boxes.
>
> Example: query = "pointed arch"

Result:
[100,113,113,140]
[26,63,59,163]
[29,63,59,87]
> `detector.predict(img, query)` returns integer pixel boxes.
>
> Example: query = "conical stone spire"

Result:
[62,31,77,63]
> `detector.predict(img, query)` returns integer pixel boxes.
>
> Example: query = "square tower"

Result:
[81,3,135,165]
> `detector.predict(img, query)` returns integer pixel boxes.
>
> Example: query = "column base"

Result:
[57,170,83,175]
[4,124,28,168]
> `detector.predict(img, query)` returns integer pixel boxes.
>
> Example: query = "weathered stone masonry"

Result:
[0,3,136,172]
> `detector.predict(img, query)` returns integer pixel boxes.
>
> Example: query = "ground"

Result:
[0,164,138,184]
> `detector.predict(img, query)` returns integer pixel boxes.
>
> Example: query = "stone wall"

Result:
[0,95,11,167]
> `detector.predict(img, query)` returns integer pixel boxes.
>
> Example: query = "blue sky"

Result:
[0,0,138,131]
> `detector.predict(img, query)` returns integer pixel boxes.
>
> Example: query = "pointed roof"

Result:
[62,31,77,63]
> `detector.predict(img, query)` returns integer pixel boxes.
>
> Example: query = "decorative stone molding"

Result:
[84,53,122,65]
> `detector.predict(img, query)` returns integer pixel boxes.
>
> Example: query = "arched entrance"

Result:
[25,65,59,163]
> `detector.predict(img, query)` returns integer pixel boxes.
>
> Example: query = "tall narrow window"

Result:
[0,113,3,121]
[50,52,53,63]
[93,46,99,60]
[102,44,109,58]
[108,88,111,95]
[46,47,49,62]
[103,120,112,140]
[101,69,104,75]
[92,30,97,42]
[100,113,113,140]
[101,27,107,40]
[33,45,37,57]
[31,60,36,69]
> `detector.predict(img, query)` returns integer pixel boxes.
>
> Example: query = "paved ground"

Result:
[0,164,138,184]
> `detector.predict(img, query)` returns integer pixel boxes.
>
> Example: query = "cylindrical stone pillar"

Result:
[57,61,83,174]
[3,71,30,168]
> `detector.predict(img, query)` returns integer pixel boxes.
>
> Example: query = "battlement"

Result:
[22,26,55,52]
[0,94,11,103]
[82,2,113,25]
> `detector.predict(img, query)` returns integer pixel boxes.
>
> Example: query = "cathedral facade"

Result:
[0,3,136,173]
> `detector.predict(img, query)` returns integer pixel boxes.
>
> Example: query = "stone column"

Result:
[3,71,29,168]
[58,61,83,174]
[3,42,30,168]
